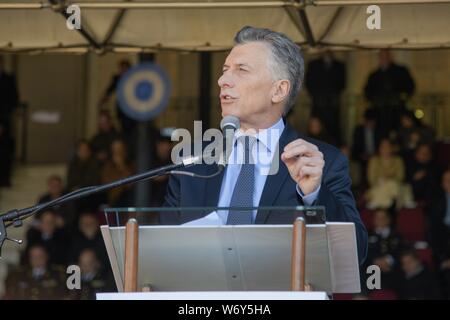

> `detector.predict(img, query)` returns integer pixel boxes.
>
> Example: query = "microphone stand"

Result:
[0,156,208,258]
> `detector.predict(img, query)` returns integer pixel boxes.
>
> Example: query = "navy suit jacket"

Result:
[162,124,368,264]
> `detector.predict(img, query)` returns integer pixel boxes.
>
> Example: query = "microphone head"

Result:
[220,115,240,132]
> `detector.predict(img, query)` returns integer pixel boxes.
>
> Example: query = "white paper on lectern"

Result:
[183,211,223,226]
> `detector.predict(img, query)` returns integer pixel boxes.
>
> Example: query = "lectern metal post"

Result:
[124,218,139,292]
[290,217,306,291]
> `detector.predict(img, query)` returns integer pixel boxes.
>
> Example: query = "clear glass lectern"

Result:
[100,206,360,296]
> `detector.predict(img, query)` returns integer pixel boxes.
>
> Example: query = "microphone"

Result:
[179,115,240,168]
[219,115,240,167]
[220,115,240,132]
[169,116,240,178]
[0,117,241,252]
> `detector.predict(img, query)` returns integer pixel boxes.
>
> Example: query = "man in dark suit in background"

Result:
[0,56,19,134]
[364,50,415,137]
[351,108,382,187]
[429,170,450,261]
[0,56,19,187]
[98,59,136,142]
[162,26,367,265]
[305,50,346,143]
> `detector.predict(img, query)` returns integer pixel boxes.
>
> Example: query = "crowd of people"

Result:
[2,109,174,300]
[304,50,450,299]
[1,51,449,299]
[304,105,450,299]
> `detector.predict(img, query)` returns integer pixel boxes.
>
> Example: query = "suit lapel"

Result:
[203,164,226,206]
[255,124,298,223]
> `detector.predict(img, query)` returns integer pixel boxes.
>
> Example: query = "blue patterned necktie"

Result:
[227,135,257,225]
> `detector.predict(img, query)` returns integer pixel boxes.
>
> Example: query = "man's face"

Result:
[415,145,431,164]
[40,212,56,235]
[379,140,392,157]
[401,254,420,275]
[400,116,414,128]
[374,210,390,229]
[29,247,48,269]
[99,115,112,132]
[79,214,99,238]
[78,143,91,161]
[111,140,126,157]
[48,178,63,195]
[79,250,99,274]
[308,117,323,135]
[119,62,130,74]
[379,50,392,69]
[218,42,283,129]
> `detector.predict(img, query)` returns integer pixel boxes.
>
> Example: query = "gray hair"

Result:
[234,26,304,114]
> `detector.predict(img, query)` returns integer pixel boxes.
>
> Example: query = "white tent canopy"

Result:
[0,0,449,53]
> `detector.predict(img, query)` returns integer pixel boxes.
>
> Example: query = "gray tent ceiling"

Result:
[0,0,449,53]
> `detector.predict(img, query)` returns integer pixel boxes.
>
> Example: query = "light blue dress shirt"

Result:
[216,118,320,224]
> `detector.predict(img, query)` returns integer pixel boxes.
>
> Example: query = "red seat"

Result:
[360,209,375,231]
[369,289,398,300]
[396,208,426,243]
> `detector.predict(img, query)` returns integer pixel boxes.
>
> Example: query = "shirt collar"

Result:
[234,118,285,153]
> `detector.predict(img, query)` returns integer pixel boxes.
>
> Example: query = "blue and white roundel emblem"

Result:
[117,63,171,121]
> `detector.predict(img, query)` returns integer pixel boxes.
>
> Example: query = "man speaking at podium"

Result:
[162,26,367,264]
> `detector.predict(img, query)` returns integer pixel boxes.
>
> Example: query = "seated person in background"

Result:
[405,143,440,204]
[429,169,450,263]
[366,209,407,293]
[25,210,70,267]
[68,249,114,300]
[4,245,67,300]
[306,116,336,146]
[150,132,174,206]
[67,140,103,213]
[68,211,109,268]
[351,108,382,187]
[89,110,121,165]
[36,174,76,227]
[439,254,450,300]
[67,140,101,191]
[366,138,414,209]
[430,171,450,299]
[397,110,435,160]
[339,144,361,192]
[101,139,135,206]
[399,249,440,300]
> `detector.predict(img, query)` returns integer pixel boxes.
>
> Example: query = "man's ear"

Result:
[271,80,290,104]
